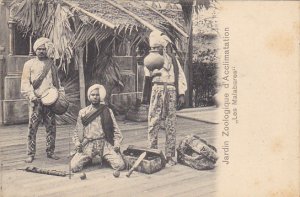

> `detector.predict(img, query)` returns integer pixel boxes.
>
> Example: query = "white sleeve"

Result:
[20,61,35,100]
[176,59,187,95]
[144,66,150,77]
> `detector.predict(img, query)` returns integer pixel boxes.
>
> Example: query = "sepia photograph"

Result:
[0,0,219,196]
[0,0,299,197]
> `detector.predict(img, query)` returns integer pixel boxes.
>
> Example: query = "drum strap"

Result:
[32,59,59,90]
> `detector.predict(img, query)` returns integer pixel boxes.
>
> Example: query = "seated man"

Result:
[70,84,125,172]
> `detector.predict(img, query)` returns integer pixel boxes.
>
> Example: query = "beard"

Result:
[91,100,100,107]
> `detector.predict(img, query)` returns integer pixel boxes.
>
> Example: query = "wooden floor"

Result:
[0,117,217,197]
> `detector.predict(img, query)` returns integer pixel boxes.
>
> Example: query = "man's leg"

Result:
[165,90,177,165]
[148,87,163,149]
[70,153,92,173]
[102,142,125,170]
[43,107,58,159]
[70,142,94,172]
[26,103,41,163]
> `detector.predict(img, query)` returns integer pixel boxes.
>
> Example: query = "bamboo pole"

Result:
[184,14,193,107]
[140,2,189,38]
[63,0,115,29]
[77,47,86,108]
[29,34,33,56]
[105,0,160,33]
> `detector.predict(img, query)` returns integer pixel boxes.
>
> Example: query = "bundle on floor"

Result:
[177,135,218,170]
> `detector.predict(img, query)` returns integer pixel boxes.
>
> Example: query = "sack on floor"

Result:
[177,135,218,170]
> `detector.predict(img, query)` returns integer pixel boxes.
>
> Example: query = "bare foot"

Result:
[25,156,34,163]
[166,157,177,166]
[47,154,60,160]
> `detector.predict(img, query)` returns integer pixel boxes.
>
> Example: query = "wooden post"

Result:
[29,35,33,56]
[126,39,131,56]
[0,55,5,124]
[187,22,193,107]
[183,10,193,107]
[78,48,86,108]
[7,19,16,56]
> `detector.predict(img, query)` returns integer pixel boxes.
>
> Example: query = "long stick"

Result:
[105,0,160,33]
[77,48,86,108]
[68,120,71,179]
[63,1,115,29]
[126,152,147,178]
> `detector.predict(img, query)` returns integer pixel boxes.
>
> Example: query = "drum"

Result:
[41,87,69,115]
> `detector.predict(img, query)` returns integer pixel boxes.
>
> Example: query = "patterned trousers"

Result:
[70,139,125,172]
[27,101,56,157]
[148,84,177,158]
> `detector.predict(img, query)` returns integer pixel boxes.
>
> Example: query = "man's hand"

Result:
[29,94,38,102]
[177,94,185,110]
[113,145,120,153]
[75,142,82,153]
[30,96,41,106]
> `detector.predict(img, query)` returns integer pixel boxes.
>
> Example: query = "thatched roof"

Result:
[66,0,140,28]
[64,0,187,37]
[10,0,188,65]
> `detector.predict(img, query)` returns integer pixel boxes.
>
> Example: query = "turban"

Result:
[87,84,106,102]
[33,37,53,52]
[149,30,172,48]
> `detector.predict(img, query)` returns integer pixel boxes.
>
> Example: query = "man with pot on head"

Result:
[70,84,125,173]
[143,31,187,166]
[21,37,64,163]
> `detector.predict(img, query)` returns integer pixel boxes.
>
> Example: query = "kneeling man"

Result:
[71,84,125,172]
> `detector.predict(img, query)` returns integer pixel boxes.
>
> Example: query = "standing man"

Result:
[144,31,187,166]
[70,84,125,173]
[21,37,63,163]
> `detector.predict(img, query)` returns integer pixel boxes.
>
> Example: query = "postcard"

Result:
[0,0,299,196]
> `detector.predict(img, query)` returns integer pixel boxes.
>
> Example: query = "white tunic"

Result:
[21,58,61,100]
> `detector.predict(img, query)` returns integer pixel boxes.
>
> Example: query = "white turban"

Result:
[33,37,53,52]
[87,84,106,102]
[149,30,173,48]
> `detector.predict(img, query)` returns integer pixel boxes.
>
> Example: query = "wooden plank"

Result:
[47,167,194,196]
[1,117,217,196]
[98,168,215,197]
[152,174,216,196]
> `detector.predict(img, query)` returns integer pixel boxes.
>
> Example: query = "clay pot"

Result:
[144,51,164,71]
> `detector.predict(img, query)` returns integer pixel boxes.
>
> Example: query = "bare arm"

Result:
[176,58,187,95]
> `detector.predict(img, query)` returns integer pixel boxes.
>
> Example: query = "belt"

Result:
[83,137,105,142]
[152,82,175,86]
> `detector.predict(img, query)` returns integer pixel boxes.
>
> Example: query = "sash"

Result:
[171,55,180,97]
[81,105,106,126]
[31,59,59,90]
[81,104,115,145]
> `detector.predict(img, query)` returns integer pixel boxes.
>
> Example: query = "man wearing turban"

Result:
[143,31,187,166]
[70,84,125,173]
[21,37,64,163]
